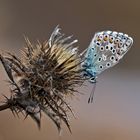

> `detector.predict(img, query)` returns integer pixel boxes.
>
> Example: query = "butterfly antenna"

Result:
[88,82,96,103]
[80,48,88,57]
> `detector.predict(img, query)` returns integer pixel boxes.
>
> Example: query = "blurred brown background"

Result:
[0,0,140,140]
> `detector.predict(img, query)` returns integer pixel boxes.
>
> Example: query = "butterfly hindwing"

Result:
[83,31,133,77]
[82,30,133,103]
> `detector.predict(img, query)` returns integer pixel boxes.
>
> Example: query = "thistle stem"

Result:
[0,103,10,111]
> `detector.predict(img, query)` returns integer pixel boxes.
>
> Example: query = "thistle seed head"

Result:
[0,26,84,133]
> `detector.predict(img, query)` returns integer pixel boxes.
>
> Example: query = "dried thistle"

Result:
[0,26,84,133]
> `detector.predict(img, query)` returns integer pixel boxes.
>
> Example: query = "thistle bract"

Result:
[0,26,84,132]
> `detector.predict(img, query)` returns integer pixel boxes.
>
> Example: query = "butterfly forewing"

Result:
[83,31,133,77]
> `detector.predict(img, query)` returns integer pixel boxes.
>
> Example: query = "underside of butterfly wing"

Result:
[82,31,133,81]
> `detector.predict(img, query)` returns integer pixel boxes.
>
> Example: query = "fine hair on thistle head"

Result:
[0,26,84,133]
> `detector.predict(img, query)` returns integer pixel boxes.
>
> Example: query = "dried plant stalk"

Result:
[0,26,84,133]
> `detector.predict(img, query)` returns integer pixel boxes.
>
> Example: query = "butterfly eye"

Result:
[106,62,111,67]
[89,77,96,83]
[100,46,104,51]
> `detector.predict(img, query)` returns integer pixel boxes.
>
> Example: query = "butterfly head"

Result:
[89,76,97,83]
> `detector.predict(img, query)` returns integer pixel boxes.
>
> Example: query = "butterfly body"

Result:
[82,31,133,83]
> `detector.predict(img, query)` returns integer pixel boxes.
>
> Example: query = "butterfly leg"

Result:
[88,77,96,103]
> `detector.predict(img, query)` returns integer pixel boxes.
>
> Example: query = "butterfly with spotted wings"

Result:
[81,31,133,103]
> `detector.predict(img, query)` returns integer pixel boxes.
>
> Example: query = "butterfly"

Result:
[81,31,133,103]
